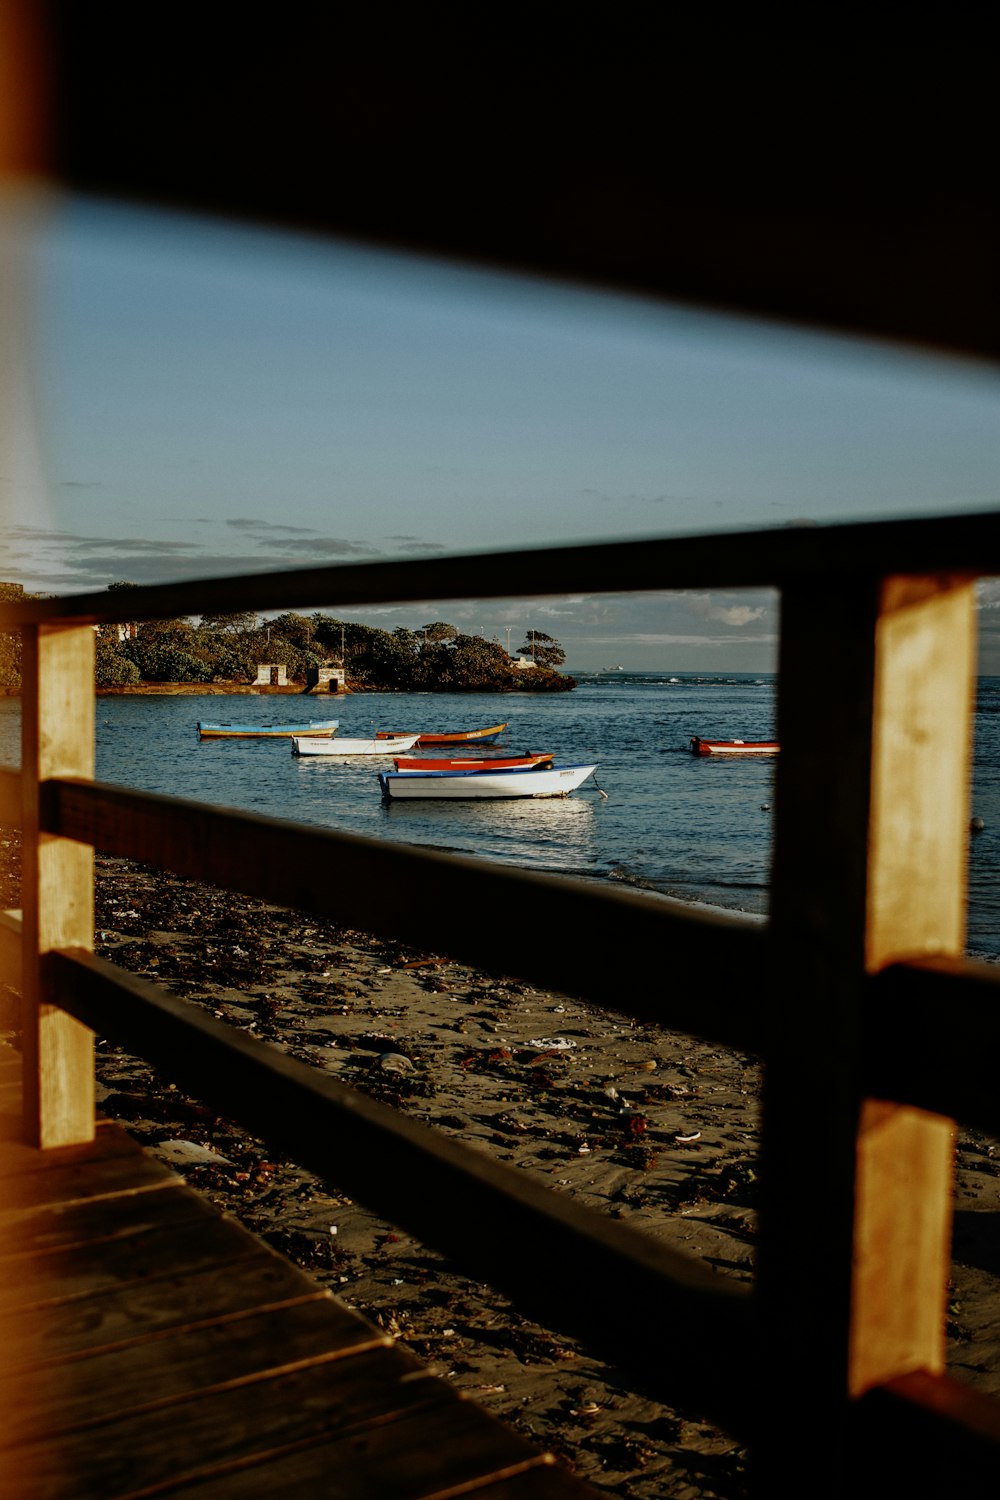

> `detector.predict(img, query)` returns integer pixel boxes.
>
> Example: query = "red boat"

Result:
[376,722,507,746]
[691,736,780,756]
[393,752,554,772]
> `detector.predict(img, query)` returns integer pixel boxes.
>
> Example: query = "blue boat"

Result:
[197,719,339,739]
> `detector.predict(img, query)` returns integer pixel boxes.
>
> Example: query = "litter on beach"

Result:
[522,1037,577,1051]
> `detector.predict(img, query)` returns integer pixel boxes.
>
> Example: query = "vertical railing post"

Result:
[758,573,974,1495]
[20,621,95,1146]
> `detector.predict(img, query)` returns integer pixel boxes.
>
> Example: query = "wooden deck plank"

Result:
[0,1199,260,1316]
[0,1177,211,1267]
[2,1351,465,1499]
[0,1114,592,1500]
[434,1467,596,1500]
[0,1251,340,1363]
[0,1119,163,1179]
[0,1296,389,1439]
[136,1400,555,1500]
[0,1129,181,1210]
[17,1374,554,1500]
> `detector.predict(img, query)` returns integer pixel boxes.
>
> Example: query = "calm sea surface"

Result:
[1,672,997,959]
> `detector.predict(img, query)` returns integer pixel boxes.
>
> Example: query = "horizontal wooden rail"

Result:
[47,944,756,1434]
[854,1370,1000,1497]
[864,958,1000,1134]
[32,775,1000,1131]
[0,513,994,629]
[43,776,767,1052]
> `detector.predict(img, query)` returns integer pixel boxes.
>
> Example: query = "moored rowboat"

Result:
[375,723,507,746]
[690,736,779,756]
[379,763,598,800]
[392,752,554,772]
[291,735,419,756]
[198,719,339,739]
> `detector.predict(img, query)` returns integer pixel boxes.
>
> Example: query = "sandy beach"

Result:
[3,837,999,1499]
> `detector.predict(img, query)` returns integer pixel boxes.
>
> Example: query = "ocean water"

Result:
[0,673,997,958]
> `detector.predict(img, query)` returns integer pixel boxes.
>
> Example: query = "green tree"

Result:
[308,613,346,657]
[448,634,518,689]
[350,629,418,689]
[95,632,141,686]
[198,610,259,634]
[126,618,212,681]
[412,639,457,689]
[421,622,458,644]
[521,630,566,669]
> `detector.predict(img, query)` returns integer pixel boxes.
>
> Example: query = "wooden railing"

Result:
[2,515,1000,1496]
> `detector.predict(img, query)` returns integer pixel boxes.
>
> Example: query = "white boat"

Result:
[292,734,420,756]
[379,763,598,800]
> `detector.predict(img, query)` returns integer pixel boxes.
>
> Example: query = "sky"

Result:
[2,192,999,671]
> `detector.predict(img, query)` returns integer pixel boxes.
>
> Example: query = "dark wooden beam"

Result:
[45,4,1000,359]
[0,512,994,630]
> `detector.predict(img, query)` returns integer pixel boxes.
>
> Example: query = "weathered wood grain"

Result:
[0,1258,349,1365]
[19,625,95,1147]
[0,1115,585,1500]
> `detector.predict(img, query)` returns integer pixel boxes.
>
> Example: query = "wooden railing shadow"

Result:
[1,517,999,1496]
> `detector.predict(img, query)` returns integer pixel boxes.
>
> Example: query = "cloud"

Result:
[629,630,779,647]
[266,536,380,557]
[684,591,768,627]
[384,538,448,555]
[580,487,678,506]
[225,518,318,535]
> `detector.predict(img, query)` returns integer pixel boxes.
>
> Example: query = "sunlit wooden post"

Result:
[759,572,974,1494]
[20,622,95,1146]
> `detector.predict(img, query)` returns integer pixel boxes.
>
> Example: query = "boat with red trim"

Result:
[690,736,779,756]
[392,752,554,772]
[375,723,507,746]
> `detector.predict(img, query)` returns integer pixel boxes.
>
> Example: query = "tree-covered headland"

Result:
[91,586,575,693]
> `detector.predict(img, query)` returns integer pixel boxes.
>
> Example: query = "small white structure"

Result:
[254,663,288,686]
[511,655,537,671]
[307,663,347,692]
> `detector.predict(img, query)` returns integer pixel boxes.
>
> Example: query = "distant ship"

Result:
[600,664,625,672]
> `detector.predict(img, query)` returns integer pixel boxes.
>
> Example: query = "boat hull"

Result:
[691,737,779,756]
[292,735,419,756]
[198,720,339,739]
[379,763,597,800]
[375,723,507,746]
[392,752,554,772]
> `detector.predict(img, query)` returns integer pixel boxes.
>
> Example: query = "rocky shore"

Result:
[3,837,1000,1499]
